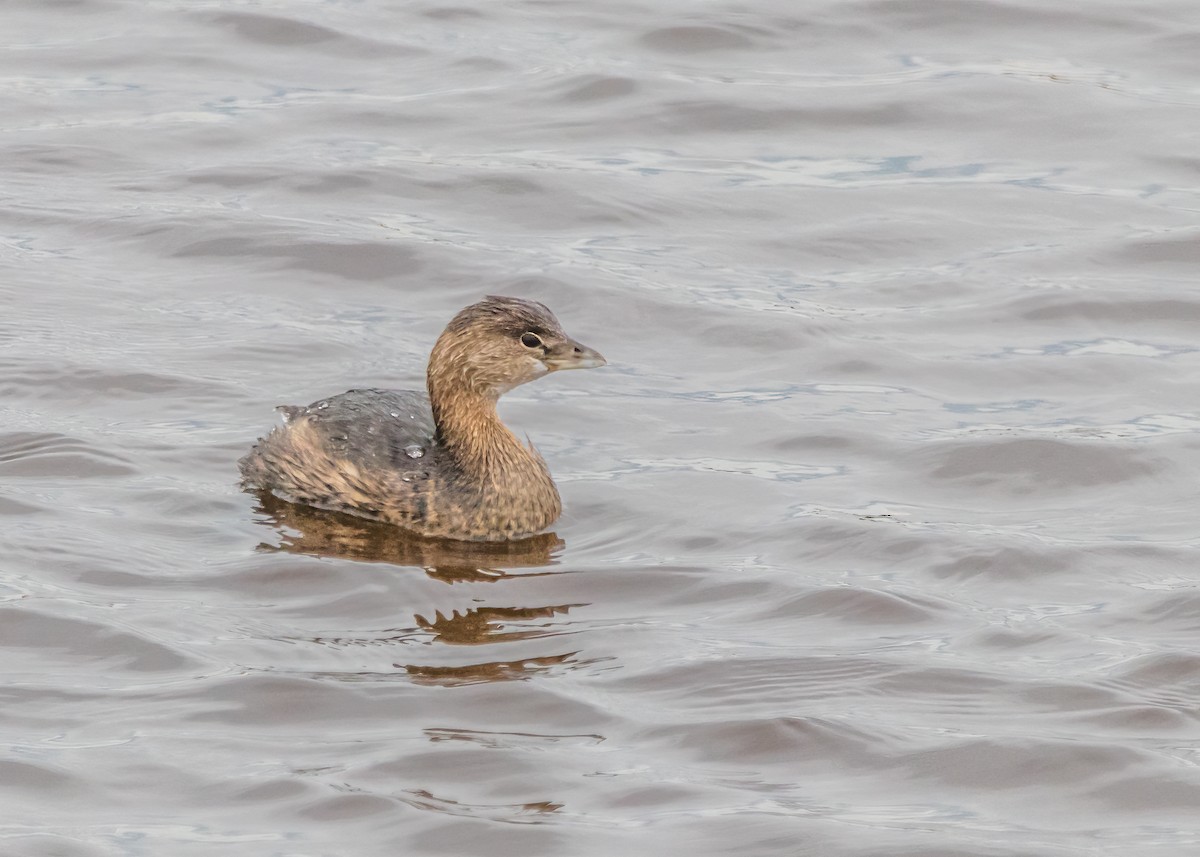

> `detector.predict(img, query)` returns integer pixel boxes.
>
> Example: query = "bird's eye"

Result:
[520,332,543,349]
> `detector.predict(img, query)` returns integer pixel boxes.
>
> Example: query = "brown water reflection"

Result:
[402,652,582,687]
[251,491,587,684]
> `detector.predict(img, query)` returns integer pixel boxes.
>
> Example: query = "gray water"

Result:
[3,1,1200,855]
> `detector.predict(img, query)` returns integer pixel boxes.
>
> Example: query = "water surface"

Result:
[3,1,1200,855]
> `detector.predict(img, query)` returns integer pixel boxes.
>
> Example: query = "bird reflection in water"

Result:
[249,491,588,685]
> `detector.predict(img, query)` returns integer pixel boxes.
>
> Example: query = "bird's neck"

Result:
[428,374,539,482]
[425,349,562,535]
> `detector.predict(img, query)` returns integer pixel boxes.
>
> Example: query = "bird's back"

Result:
[239,388,443,524]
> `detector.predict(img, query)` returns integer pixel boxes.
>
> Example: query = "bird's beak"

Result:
[543,338,607,371]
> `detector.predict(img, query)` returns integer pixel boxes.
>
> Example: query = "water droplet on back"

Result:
[404,444,424,459]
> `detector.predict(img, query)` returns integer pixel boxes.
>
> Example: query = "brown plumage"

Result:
[239,296,605,541]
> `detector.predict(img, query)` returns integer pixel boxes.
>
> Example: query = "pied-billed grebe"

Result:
[239,296,605,541]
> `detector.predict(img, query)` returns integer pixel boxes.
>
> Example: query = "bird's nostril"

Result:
[573,346,582,354]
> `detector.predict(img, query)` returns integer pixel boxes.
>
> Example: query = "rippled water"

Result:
[4,1,1200,854]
